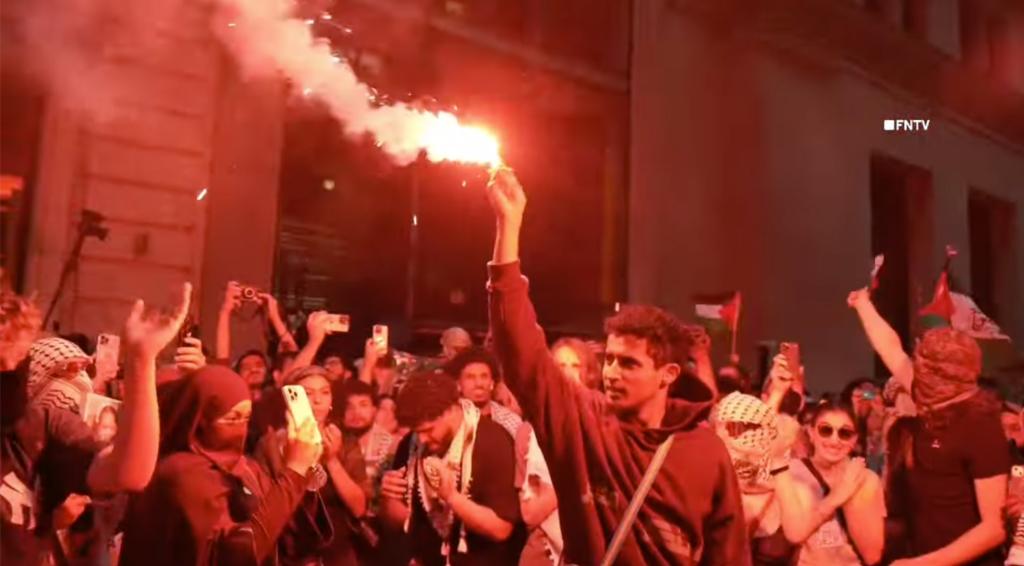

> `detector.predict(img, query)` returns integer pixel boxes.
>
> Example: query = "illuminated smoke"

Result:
[211,0,501,167]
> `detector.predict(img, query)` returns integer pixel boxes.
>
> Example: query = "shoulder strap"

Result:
[801,457,830,495]
[800,458,865,565]
[599,435,675,566]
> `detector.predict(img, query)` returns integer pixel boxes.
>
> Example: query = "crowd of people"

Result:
[1,168,1021,566]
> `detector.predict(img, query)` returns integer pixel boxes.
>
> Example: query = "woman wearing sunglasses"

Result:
[773,401,886,565]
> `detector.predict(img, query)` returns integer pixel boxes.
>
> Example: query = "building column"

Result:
[198,66,287,358]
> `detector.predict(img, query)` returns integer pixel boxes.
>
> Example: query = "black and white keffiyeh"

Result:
[28,337,93,415]
[713,392,779,487]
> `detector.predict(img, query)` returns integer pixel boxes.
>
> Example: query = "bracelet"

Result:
[769,465,790,476]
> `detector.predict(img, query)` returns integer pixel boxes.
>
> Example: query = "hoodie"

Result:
[488,262,749,566]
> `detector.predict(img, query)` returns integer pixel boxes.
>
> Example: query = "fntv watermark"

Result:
[884,119,930,132]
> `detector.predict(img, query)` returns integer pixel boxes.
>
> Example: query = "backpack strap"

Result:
[801,458,865,565]
[598,435,675,566]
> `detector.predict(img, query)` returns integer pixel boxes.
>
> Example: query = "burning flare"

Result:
[211,0,504,168]
[421,113,502,169]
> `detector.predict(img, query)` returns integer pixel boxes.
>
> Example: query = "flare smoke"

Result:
[211,0,501,167]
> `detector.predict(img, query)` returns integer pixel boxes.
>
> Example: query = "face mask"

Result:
[714,393,779,488]
[197,421,247,455]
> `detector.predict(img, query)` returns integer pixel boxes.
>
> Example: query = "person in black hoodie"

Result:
[483,169,749,566]
[120,365,326,565]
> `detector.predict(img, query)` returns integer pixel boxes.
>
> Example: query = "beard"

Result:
[344,422,373,438]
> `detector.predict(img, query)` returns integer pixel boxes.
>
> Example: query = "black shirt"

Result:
[1,405,100,564]
[391,418,525,566]
[903,396,1009,566]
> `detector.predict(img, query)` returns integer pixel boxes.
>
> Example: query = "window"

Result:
[0,67,45,292]
[968,189,1017,326]
[959,0,991,71]
[870,153,934,375]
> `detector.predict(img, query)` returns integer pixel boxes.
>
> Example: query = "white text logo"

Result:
[883,119,930,132]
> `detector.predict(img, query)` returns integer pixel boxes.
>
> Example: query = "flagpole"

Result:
[730,292,742,364]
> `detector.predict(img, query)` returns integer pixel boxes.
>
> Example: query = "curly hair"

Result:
[0,291,41,347]
[444,346,500,382]
[339,379,379,408]
[396,371,459,428]
[603,305,692,367]
[552,337,602,390]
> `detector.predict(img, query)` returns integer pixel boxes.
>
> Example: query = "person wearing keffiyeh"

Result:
[712,392,782,539]
[379,371,525,566]
[27,337,94,416]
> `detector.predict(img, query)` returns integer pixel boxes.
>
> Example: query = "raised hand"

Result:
[321,423,344,463]
[364,337,385,364]
[306,310,330,345]
[123,282,191,360]
[259,293,282,320]
[284,413,323,476]
[846,287,871,310]
[486,167,526,227]
[683,324,712,360]
[174,336,206,373]
[767,354,794,390]
[222,281,242,313]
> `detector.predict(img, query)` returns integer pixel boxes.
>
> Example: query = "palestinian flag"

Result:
[950,293,1010,341]
[919,245,958,329]
[694,292,741,333]
[919,286,1017,375]
[919,270,955,329]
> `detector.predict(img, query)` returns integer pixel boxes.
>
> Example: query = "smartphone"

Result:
[282,385,323,444]
[372,324,389,352]
[324,314,351,334]
[95,334,120,379]
[780,342,801,375]
[178,315,200,346]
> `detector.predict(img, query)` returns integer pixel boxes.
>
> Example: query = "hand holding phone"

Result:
[780,342,803,387]
[95,334,121,382]
[324,314,351,334]
[282,385,323,445]
[372,324,389,353]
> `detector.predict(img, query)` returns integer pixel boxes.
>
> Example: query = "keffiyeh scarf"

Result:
[28,337,93,415]
[405,399,481,564]
[713,392,779,488]
[488,400,523,438]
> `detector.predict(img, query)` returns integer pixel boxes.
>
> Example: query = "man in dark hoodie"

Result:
[483,169,749,566]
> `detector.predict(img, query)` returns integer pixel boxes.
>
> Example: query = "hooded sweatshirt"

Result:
[120,367,315,566]
[488,262,749,566]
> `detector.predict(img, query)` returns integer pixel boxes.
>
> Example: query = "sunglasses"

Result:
[52,358,92,376]
[724,421,763,438]
[816,424,856,441]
